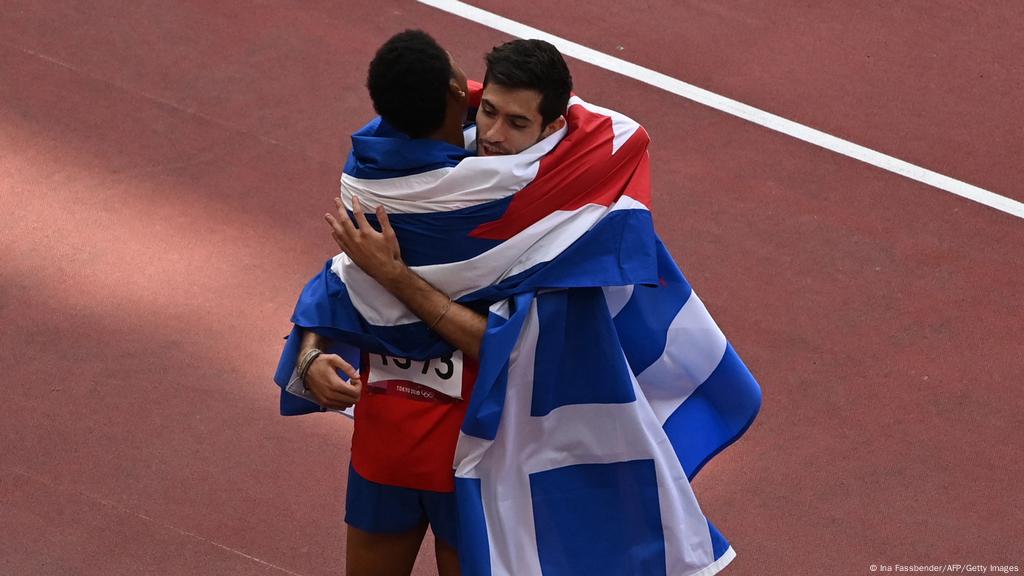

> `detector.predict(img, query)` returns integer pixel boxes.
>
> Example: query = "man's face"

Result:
[476,84,563,156]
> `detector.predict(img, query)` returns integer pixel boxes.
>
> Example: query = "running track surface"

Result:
[1,2,1021,575]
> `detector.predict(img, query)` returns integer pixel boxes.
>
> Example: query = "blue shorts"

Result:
[344,464,459,549]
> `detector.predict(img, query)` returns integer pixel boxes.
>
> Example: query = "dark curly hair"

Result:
[367,30,454,138]
[484,39,573,126]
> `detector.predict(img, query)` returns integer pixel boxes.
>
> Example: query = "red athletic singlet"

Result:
[350,351,478,492]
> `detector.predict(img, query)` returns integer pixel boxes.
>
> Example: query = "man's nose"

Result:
[483,121,505,142]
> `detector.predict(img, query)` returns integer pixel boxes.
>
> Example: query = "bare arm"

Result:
[325,196,487,360]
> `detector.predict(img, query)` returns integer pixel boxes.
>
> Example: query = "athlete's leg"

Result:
[420,485,460,576]
[346,523,428,576]
[434,536,460,576]
[345,464,430,576]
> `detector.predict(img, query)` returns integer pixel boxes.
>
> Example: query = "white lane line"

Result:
[419,0,1024,220]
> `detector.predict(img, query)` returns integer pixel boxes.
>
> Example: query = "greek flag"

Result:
[274,89,761,575]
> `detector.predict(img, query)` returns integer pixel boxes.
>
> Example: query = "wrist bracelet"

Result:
[297,347,323,383]
[427,297,453,331]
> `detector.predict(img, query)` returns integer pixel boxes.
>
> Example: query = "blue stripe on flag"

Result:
[454,477,492,576]
[531,289,636,417]
[533,209,659,287]
[289,259,363,335]
[614,283,689,376]
[529,459,667,576]
[343,117,471,180]
[514,209,659,290]
[363,197,510,267]
[663,343,762,479]
[461,292,535,440]
[613,242,693,375]
[458,209,661,306]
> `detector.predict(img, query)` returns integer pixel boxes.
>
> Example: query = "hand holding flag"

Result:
[325,196,404,286]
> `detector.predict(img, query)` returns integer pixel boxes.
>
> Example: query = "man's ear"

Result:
[540,116,566,139]
[449,78,467,101]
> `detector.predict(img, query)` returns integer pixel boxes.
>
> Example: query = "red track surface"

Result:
[1,2,1021,575]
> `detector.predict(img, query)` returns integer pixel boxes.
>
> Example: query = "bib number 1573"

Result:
[367,351,463,400]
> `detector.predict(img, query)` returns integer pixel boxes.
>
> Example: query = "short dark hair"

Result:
[484,39,573,126]
[367,30,453,138]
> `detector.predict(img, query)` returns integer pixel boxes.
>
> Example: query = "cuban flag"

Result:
[274,85,761,575]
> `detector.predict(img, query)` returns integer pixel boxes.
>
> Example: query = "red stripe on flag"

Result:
[467,80,483,108]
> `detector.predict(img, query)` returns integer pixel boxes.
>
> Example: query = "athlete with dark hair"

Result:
[366,29,470,143]
[295,29,472,576]
[477,38,573,156]
[291,33,576,576]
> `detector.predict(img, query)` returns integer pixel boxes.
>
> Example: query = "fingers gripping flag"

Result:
[275,88,761,575]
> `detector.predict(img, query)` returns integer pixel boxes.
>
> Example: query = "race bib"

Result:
[366,351,463,402]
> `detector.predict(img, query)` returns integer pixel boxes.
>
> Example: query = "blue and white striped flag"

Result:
[275,89,761,575]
